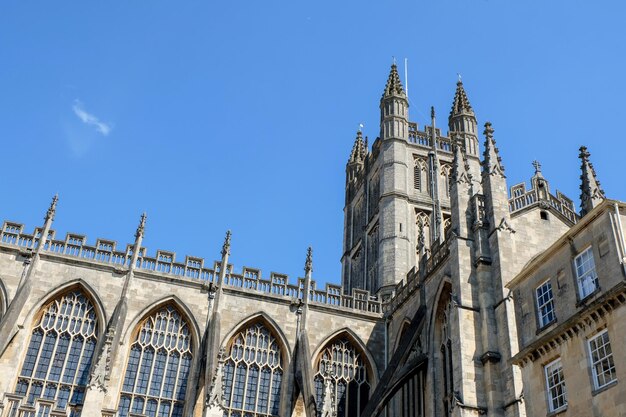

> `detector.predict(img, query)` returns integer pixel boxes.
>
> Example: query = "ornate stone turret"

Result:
[449,80,479,157]
[380,63,408,141]
[579,146,605,216]
[346,131,366,186]
[376,63,411,296]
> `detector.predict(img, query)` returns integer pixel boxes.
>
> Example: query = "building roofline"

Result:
[506,199,625,289]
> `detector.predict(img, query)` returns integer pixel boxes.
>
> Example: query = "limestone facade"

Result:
[0,64,624,417]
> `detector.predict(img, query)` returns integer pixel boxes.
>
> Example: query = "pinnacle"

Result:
[349,131,366,163]
[450,80,474,117]
[579,145,605,215]
[382,64,405,98]
[482,122,505,177]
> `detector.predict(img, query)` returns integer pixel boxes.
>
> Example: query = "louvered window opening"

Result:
[314,338,370,417]
[14,290,98,417]
[118,306,193,417]
[223,322,283,417]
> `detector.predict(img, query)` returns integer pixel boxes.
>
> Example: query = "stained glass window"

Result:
[314,337,370,417]
[223,321,283,417]
[14,289,99,417]
[118,305,192,417]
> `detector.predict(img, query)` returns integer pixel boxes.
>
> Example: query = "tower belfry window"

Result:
[414,164,421,190]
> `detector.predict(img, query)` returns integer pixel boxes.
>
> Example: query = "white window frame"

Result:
[575,246,598,299]
[588,329,617,390]
[535,279,555,328]
[544,358,567,412]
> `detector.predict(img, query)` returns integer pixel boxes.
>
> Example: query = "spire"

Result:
[348,131,366,164]
[579,146,605,216]
[482,122,505,178]
[382,63,406,98]
[450,80,474,117]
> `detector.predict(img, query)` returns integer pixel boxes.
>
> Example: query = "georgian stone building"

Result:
[0,64,623,417]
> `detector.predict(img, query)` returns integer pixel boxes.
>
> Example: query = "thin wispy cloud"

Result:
[72,99,112,136]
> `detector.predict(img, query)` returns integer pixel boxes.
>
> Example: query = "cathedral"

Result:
[0,64,624,417]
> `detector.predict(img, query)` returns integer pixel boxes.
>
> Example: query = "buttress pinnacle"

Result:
[482,122,505,178]
[579,146,605,216]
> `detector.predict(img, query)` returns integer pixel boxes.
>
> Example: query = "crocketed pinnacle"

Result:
[382,64,406,98]
[221,230,232,258]
[452,142,471,185]
[135,212,147,240]
[304,247,313,274]
[450,81,474,117]
[482,122,505,177]
[579,146,605,216]
[349,131,366,164]
[45,194,59,222]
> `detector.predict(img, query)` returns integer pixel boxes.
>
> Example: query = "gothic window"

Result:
[222,321,283,417]
[118,305,193,417]
[439,300,454,417]
[13,289,99,416]
[314,336,371,417]
[441,164,452,197]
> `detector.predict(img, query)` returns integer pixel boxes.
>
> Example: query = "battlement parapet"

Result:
[0,221,382,315]
[407,122,453,153]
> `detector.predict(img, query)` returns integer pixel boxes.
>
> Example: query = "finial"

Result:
[304,246,313,274]
[532,160,541,173]
[358,123,364,132]
[221,230,232,257]
[457,73,462,83]
[579,145,589,160]
[392,56,396,66]
[483,122,494,139]
[45,194,59,222]
[431,106,435,120]
[135,212,147,239]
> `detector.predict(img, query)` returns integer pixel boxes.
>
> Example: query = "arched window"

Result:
[222,321,284,416]
[314,336,371,417]
[118,305,193,417]
[13,289,98,416]
[440,301,454,417]
[413,163,421,191]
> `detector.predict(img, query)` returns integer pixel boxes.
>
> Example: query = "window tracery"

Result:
[118,305,193,417]
[222,321,283,417]
[314,337,370,417]
[14,289,99,417]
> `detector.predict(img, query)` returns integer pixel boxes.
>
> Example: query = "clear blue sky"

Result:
[1,1,624,287]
